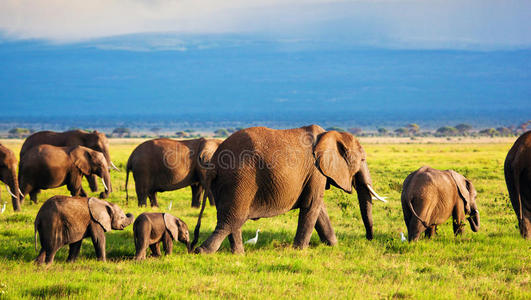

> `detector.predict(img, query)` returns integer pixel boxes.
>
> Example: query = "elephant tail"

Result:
[34,219,39,252]
[191,173,215,251]
[407,197,430,228]
[125,158,132,205]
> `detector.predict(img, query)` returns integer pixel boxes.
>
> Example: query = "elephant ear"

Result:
[88,197,113,232]
[70,146,91,175]
[163,213,179,241]
[448,170,471,213]
[313,131,353,193]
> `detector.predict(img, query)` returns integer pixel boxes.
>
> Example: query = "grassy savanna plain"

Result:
[0,137,529,299]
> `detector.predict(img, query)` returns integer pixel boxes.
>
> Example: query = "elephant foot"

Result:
[324,236,338,246]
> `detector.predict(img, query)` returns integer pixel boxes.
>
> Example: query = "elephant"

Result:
[504,130,531,239]
[125,138,221,207]
[19,145,112,203]
[401,166,480,242]
[133,212,190,260]
[34,195,134,265]
[192,125,387,254]
[0,143,22,211]
[20,130,119,194]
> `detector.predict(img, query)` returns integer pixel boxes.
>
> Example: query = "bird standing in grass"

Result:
[168,201,172,210]
[400,232,407,242]
[1,202,6,214]
[245,229,261,245]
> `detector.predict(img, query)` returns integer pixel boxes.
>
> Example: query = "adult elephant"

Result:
[19,145,112,203]
[125,138,222,207]
[192,125,387,254]
[401,166,480,242]
[20,130,119,193]
[505,130,531,239]
[0,143,22,211]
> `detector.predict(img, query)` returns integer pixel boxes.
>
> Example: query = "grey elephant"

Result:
[20,130,119,194]
[505,130,531,238]
[34,196,134,265]
[401,166,480,242]
[133,212,190,260]
[126,138,221,207]
[19,145,112,203]
[192,125,386,254]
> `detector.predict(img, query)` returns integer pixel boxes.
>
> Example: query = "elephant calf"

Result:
[34,196,134,265]
[401,166,480,242]
[133,212,190,260]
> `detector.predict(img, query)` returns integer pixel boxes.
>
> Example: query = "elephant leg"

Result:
[136,189,148,207]
[425,226,436,239]
[86,174,98,193]
[228,227,245,254]
[148,192,159,208]
[293,205,321,249]
[407,218,425,242]
[30,190,39,204]
[90,224,107,261]
[195,225,231,254]
[67,240,83,262]
[35,249,46,265]
[134,236,149,261]
[452,206,466,236]
[162,233,173,255]
[150,243,162,257]
[68,185,86,197]
[45,248,59,265]
[314,205,338,246]
[191,184,201,208]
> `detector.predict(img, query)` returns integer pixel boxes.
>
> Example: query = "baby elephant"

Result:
[133,213,190,260]
[401,166,480,242]
[34,196,134,265]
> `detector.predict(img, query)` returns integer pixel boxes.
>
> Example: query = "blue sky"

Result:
[0,1,529,129]
[1,0,530,50]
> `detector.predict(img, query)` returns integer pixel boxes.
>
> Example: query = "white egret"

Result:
[400,232,407,242]
[244,229,261,245]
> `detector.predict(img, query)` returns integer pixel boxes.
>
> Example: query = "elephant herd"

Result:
[0,126,529,265]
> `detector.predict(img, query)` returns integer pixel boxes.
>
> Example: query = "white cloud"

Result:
[0,0,530,49]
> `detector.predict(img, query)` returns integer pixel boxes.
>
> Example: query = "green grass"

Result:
[0,140,529,299]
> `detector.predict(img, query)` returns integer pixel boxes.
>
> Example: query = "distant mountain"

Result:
[0,35,529,130]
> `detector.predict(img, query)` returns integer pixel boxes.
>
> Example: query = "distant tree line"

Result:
[4,121,530,139]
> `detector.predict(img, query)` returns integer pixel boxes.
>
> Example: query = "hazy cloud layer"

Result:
[1,0,530,49]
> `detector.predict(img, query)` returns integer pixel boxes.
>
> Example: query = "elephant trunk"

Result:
[117,213,135,230]
[102,169,112,193]
[98,170,112,199]
[6,168,21,211]
[467,202,480,232]
[354,161,374,240]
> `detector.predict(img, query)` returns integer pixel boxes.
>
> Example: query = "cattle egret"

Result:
[400,232,407,242]
[1,202,5,214]
[168,201,173,210]
[244,229,261,245]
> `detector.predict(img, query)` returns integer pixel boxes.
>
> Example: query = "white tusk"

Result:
[18,188,24,197]
[101,178,109,191]
[366,184,387,203]
[5,184,17,198]
[110,161,120,171]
